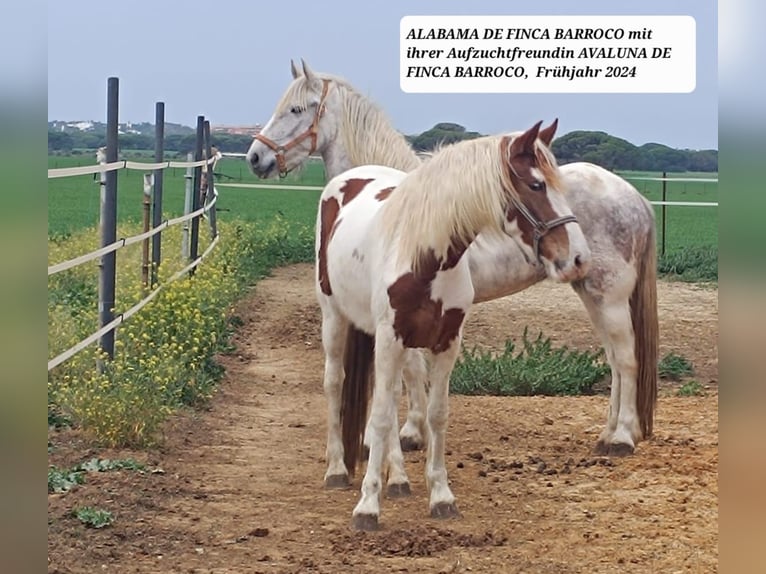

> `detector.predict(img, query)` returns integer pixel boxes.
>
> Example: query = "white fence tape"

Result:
[48,193,218,276]
[48,235,220,371]
[48,155,217,179]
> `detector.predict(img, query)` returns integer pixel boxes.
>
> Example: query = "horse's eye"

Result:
[290,106,303,115]
[530,181,546,192]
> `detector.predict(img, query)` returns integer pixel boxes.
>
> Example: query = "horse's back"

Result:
[318,165,407,334]
[560,162,654,300]
[561,162,653,223]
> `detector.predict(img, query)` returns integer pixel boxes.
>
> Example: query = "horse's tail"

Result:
[341,326,374,477]
[630,216,659,439]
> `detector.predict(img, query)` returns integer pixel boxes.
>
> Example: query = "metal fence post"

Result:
[203,120,218,239]
[182,152,193,258]
[142,173,152,288]
[98,77,119,361]
[151,102,165,287]
[661,171,667,256]
[189,115,204,274]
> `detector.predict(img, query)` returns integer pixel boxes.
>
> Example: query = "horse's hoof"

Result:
[593,440,610,456]
[607,442,635,457]
[593,441,634,457]
[387,482,412,498]
[324,474,350,489]
[352,513,379,531]
[430,501,461,519]
[400,436,424,452]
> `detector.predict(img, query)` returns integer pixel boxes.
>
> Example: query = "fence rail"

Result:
[48,77,221,371]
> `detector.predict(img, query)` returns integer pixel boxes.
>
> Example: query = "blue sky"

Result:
[48,0,718,150]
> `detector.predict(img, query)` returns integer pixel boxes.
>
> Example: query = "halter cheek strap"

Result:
[253,79,331,178]
[505,156,578,263]
[509,195,578,263]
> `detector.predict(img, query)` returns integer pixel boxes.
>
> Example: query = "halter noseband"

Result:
[505,152,578,263]
[508,194,578,263]
[253,79,331,178]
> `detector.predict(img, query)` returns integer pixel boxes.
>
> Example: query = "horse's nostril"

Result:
[250,152,259,166]
[574,254,583,268]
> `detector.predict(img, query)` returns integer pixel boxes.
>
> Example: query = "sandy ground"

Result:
[48,263,718,573]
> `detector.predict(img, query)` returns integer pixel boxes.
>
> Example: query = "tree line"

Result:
[407,123,717,172]
[48,122,717,172]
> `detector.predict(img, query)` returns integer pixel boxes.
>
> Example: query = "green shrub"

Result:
[658,352,694,381]
[450,329,609,396]
[74,507,113,529]
[48,216,314,447]
[676,380,705,396]
[658,246,718,283]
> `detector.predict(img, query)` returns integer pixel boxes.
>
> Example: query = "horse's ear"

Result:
[290,59,301,79]
[538,118,558,147]
[301,58,318,84]
[509,120,543,158]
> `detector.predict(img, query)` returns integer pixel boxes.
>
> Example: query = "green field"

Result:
[47,155,326,238]
[617,171,718,255]
[49,155,717,255]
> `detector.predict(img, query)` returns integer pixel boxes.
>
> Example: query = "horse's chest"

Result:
[386,270,467,354]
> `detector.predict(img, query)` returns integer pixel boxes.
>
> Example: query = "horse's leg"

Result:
[384,398,411,497]
[399,350,429,451]
[320,308,351,488]
[352,326,404,530]
[574,285,641,456]
[360,369,411,496]
[425,343,461,519]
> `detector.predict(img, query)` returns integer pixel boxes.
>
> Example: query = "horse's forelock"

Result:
[274,73,347,116]
[534,142,562,191]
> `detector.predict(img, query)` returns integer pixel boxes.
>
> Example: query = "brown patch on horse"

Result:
[339,178,374,205]
[501,135,569,261]
[318,197,341,295]
[441,236,469,270]
[387,249,466,353]
[375,186,395,201]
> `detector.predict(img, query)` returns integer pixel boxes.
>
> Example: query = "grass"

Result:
[48,155,325,238]
[676,380,705,397]
[617,170,718,254]
[449,329,609,396]
[48,458,144,493]
[73,507,113,528]
[48,217,315,447]
[658,352,695,381]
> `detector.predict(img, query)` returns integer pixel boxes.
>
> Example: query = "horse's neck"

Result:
[321,143,354,181]
[321,92,421,180]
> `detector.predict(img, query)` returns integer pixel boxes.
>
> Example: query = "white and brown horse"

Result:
[314,123,589,529]
[246,60,658,478]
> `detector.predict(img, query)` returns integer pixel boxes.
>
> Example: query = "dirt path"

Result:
[48,263,718,573]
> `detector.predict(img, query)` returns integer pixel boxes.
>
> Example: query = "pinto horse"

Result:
[315,122,589,529]
[246,60,658,480]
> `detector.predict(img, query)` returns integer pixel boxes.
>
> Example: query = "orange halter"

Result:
[253,79,331,177]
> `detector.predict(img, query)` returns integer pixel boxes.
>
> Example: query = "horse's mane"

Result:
[381,133,562,271]
[380,135,516,270]
[276,73,421,172]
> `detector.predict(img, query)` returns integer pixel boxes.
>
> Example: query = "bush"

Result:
[658,246,717,283]
[449,328,609,396]
[658,352,694,381]
[48,216,314,447]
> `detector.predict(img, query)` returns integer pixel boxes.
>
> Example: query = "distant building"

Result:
[211,124,263,136]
